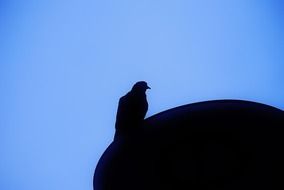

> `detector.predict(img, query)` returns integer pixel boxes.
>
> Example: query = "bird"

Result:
[114,81,150,140]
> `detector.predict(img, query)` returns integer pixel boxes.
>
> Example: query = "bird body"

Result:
[114,81,150,140]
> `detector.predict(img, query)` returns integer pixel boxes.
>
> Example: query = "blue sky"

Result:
[1,0,284,190]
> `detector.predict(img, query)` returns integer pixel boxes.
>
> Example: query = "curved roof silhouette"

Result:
[94,100,284,190]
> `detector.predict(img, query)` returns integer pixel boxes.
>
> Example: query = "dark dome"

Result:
[94,100,284,190]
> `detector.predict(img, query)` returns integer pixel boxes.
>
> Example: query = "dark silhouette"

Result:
[114,81,150,140]
[94,100,284,190]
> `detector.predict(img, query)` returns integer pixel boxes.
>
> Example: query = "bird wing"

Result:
[115,92,148,130]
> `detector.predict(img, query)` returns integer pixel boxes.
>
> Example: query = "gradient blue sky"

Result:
[1,0,284,190]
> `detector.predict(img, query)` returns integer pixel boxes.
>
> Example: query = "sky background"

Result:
[1,0,284,190]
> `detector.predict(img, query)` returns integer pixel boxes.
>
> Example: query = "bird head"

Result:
[132,81,151,92]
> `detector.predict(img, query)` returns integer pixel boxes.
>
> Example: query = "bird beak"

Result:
[147,86,151,89]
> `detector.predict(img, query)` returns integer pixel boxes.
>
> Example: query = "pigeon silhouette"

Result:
[114,81,150,140]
